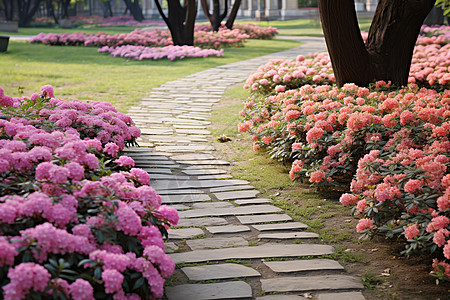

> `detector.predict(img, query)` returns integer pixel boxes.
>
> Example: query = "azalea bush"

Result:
[98,45,224,61]
[30,25,256,50]
[0,86,178,299]
[33,15,165,27]
[245,26,450,98]
[195,23,278,39]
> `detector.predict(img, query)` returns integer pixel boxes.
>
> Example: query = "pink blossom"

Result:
[403,179,423,194]
[104,142,120,157]
[129,168,150,185]
[114,155,135,167]
[309,170,325,183]
[356,218,375,232]
[3,263,51,300]
[339,193,358,206]
[69,279,95,300]
[157,205,179,226]
[102,269,124,294]
[404,224,420,239]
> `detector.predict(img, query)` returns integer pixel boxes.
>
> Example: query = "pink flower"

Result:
[114,155,135,167]
[102,269,124,294]
[404,224,420,239]
[3,263,51,300]
[0,238,17,267]
[339,193,358,206]
[116,204,142,236]
[157,205,179,226]
[427,215,450,233]
[356,218,375,232]
[69,279,95,300]
[130,168,150,185]
[403,179,422,194]
[433,229,450,247]
[104,142,120,157]
[306,127,324,144]
[40,85,54,98]
[444,241,450,260]
[65,162,85,181]
[309,170,325,183]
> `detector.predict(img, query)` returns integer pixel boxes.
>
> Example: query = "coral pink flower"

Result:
[404,224,420,239]
[309,170,325,183]
[339,193,358,206]
[356,218,375,232]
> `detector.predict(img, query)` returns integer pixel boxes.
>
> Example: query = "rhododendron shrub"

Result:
[0,87,178,298]
[245,27,449,98]
[98,45,224,61]
[30,26,253,50]
[195,23,278,39]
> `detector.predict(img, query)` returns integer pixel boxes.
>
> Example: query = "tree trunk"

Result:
[225,0,241,29]
[2,0,15,21]
[154,0,196,46]
[201,0,228,31]
[46,0,58,23]
[60,0,71,19]
[318,0,434,87]
[123,0,144,21]
[18,0,42,27]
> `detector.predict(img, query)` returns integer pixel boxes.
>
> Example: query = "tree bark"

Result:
[18,0,42,27]
[123,0,144,21]
[225,0,241,29]
[201,0,228,31]
[2,0,15,21]
[318,0,434,87]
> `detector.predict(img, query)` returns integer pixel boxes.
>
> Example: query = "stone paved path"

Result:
[124,37,365,300]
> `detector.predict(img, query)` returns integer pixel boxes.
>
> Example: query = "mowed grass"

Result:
[239,17,373,36]
[0,38,300,112]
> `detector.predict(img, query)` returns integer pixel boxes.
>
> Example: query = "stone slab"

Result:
[170,204,191,211]
[214,190,259,200]
[209,185,256,193]
[177,160,230,166]
[258,232,319,240]
[147,174,190,180]
[171,154,216,161]
[186,237,248,250]
[198,174,233,180]
[142,168,172,174]
[252,222,308,231]
[178,205,282,218]
[256,296,306,300]
[260,275,363,293]
[206,225,251,234]
[181,263,260,281]
[178,217,228,227]
[182,169,228,176]
[152,179,249,191]
[156,189,206,195]
[263,259,344,273]
[191,202,234,209]
[237,214,292,224]
[234,198,272,205]
[161,194,211,204]
[318,292,365,300]
[168,228,204,240]
[176,129,211,135]
[165,242,179,254]
[155,145,215,153]
[169,244,334,264]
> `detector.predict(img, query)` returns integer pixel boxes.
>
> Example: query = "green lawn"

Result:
[239,17,373,36]
[0,38,300,112]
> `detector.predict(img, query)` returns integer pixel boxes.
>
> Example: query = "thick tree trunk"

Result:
[60,0,71,19]
[318,0,434,87]
[123,0,144,21]
[18,0,42,27]
[2,0,15,21]
[154,0,196,46]
[225,0,241,29]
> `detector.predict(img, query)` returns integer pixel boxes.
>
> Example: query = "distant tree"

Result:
[17,0,43,27]
[1,0,15,21]
[154,0,197,46]
[201,0,242,31]
[123,0,144,21]
[317,0,434,87]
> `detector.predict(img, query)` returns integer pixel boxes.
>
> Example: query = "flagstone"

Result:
[256,296,307,300]
[214,190,260,200]
[146,174,190,180]
[178,217,228,227]
[152,179,249,190]
[161,194,211,203]
[197,174,233,180]
[209,185,256,193]
[181,263,259,280]
[318,292,365,300]
[165,242,179,254]
[206,225,251,234]
[191,202,234,209]
[165,281,252,300]
[178,205,282,218]
[258,232,319,239]
[186,237,248,250]
[261,275,363,293]
[155,145,215,152]
[168,228,204,240]
[237,214,292,224]
[234,198,272,205]
[141,168,172,174]
[171,154,216,161]
[263,259,344,273]
[156,189,207,195]
[176,129,211,135]
[169,244,334,264]
[177,160,230,166]
[182,169,228,176]
[170,204,191,211]
[252,222,308,231]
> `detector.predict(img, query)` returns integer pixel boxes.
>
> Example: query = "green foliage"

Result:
[435,0,450,16]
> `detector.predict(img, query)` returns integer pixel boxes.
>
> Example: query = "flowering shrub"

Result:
[245,27,450,97]
[98,45,224,60]
[30,26,252,49]
[195,23,278,39]
[0,86,178,298]
[33,15,165,27]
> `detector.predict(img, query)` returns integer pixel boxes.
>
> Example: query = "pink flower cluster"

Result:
[34,15,165,27]
[30,24,263,50]
[195,23,278,39]
[0,86,178,298]
[245,26,450,96]
[239,79,450,279]
[98,44,224,61]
